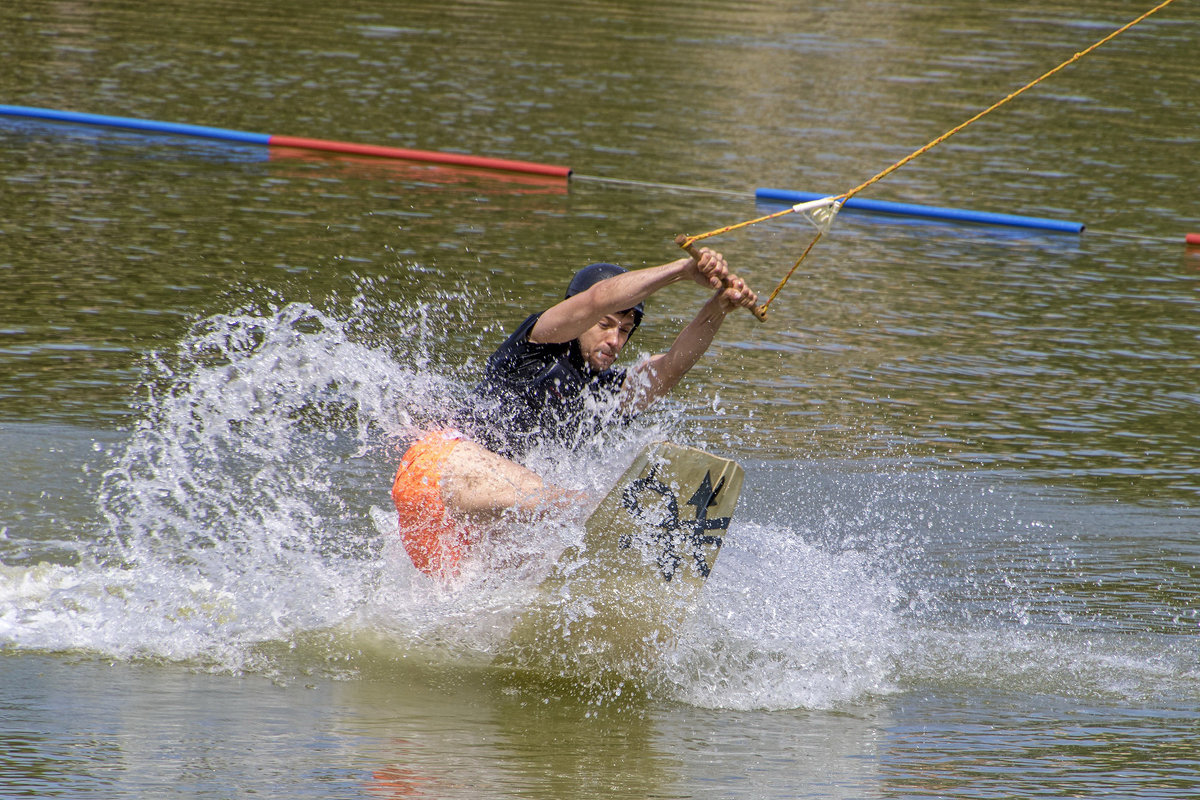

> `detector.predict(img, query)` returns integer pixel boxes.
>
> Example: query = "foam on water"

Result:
[2,276,1193,710]
[663,520,903,710]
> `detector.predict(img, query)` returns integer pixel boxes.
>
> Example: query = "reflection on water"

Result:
[882,693,1200,799]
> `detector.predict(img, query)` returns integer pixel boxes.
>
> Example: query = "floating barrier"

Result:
[0,104,571,178]
[1,104,270,144]
[756,188,1085,234]
[8,105,1192,242]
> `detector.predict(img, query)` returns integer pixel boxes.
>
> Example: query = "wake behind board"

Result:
[500,442,743,680]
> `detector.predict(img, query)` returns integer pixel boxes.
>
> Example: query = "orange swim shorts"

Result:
[391,429,476,578]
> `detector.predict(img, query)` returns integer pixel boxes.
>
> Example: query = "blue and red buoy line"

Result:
[0,104,572,178]
[2,103,1194,242]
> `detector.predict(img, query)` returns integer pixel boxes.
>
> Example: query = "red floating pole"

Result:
[268,134,571,178]
[1186,232,1200,246]
[0,105,573,179]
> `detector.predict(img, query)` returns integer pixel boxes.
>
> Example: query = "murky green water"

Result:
[3,0,1198,797]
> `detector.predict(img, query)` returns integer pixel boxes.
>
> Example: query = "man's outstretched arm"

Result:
[529,248,734,345]
[621,273,758,414]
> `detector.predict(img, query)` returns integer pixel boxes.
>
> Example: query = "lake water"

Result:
[2,0,1198,797]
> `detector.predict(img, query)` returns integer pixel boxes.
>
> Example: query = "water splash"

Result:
[3,276,1191,709]
[663,520,904,710]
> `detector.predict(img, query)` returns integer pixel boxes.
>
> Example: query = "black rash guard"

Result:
[461,312,630,459]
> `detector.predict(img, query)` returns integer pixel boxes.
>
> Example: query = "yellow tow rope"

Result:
[678,0,1181,320]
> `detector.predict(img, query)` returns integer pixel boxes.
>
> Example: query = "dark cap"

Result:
[565,263,644,329]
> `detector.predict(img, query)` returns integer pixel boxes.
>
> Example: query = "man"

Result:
[392,246,757,577]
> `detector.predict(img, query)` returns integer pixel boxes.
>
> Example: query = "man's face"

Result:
[577,311,637,372]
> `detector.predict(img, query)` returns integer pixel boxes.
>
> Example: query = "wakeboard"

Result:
[500,441,744,679]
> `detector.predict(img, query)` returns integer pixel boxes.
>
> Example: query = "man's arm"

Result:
[529,249,732,345]
[620,273,758,414]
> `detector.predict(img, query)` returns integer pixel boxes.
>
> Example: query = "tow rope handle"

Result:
[674,234,769,322]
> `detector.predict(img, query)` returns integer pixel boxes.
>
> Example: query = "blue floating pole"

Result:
[0,104,272,145]
[756,188,1084,234]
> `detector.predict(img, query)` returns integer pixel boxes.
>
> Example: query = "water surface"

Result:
[2,0,1198,797]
